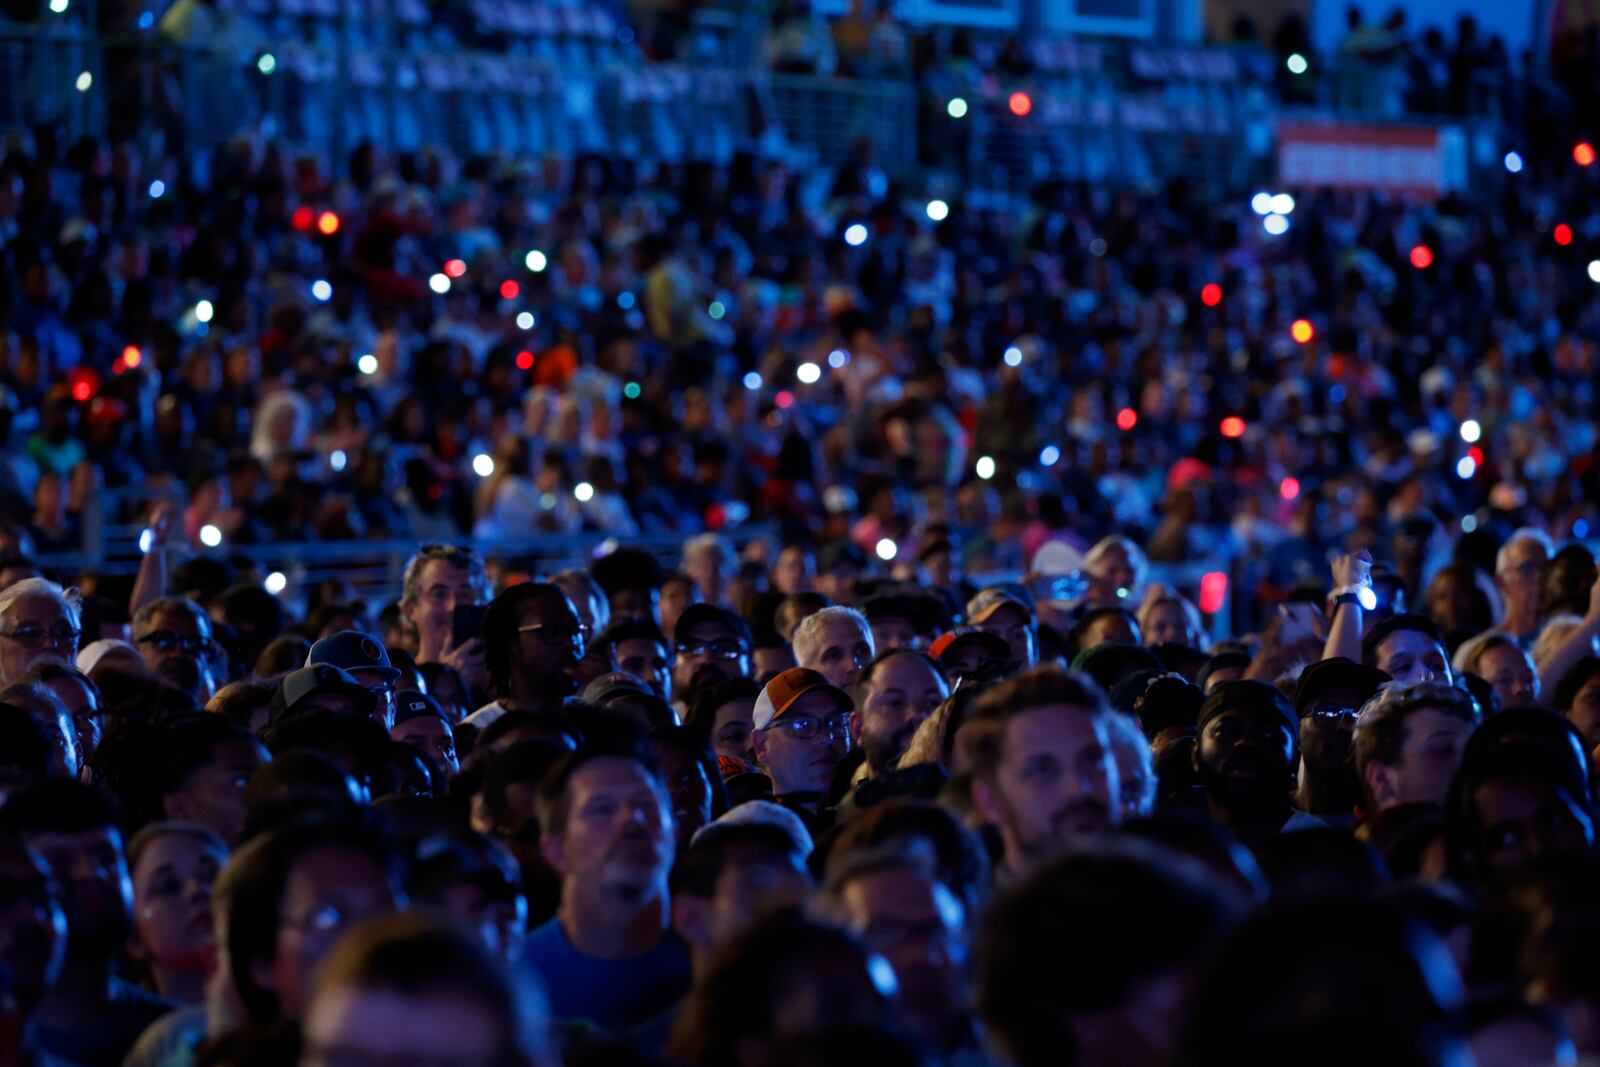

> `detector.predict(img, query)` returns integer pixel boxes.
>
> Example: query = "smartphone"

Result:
[451,604,485,649]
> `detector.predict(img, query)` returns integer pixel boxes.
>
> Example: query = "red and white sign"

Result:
[1277,123,1466,195]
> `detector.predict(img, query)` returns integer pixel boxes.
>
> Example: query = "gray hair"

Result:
[1495,527,1555,575]
[0,577,82,630]
[792,606,873,670]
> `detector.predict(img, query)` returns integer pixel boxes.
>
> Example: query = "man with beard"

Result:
[0,781,174,1066]
[463,584,586,730]
[130,596,214,705]
[969,666,1122,883]
[751,669,854,829]
[671,605,753,708]
[852,649,949,778]
[1192,680,1325,847]
[1292,658,1390,822]
[526,747,689,1033]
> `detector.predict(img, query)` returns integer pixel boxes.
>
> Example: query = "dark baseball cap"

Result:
[307,630,401,684]
[269,663,377,726]
[394,690,448,726]
[1293,658,1391,717]
[1196,679,1298,738]
[582,672,651,706]
[673,604,754,649]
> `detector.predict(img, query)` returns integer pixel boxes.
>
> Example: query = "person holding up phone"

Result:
[400,546,490,692]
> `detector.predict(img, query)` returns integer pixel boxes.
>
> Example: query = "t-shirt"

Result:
[461,700,509,730]
[522,918,691,1035]
[35,978,173,1067]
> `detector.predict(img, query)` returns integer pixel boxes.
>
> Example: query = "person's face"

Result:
[710,697,757,765]
[1375,631,1451,685]
[869,616,919,653]
[45,675,100,765]
[673,621,750,694]
[837,868,965,1039]
[1378,708,1475,809]
[752,690,853,795]
[545,758,674,895]
[1480,645,1537,709]
[27,827,133,961]
[302,984,511,1067]
[0,593,78,684]
[165,738,269,846]
[752,646,795,687]
[774,548,815,595]
[977,603,1037,667]
[976,705,1119,869]
[134,607,208,694]
[404,560,482,647]
[803,617,874,694]
[1568,675,1600,751]
[1090,546,1137,601]
[650,742,713,846]
[130,832,224,978]
[609,586,660,626]
[1473,778,1595,878]
[660,579,699,636]
[1202,665,1245,694]
[816,566,860,605]
[615,637,672,701]
[515,594,584,691]
[391,716,459,778]
[0,844,66,1012]
[855,655,948,774]
[1194,707,1295,808]
[1143,603,1191,648]
[1429,576,1479,634]
[703,843,810,952]
[348,668,398,731]
[1497,541,1548,621]
[428,880,527,962]
[269,847,401,1019]
[1111,735,1155,818]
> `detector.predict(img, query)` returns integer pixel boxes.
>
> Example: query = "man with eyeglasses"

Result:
[1495,528,1553,647]
[750,668,854,830]
[0,577,83,686]
[307,631,403,730]
[130,596,214,704]
[463,584,585,730]
[1291,658,1390,822]
[671,605,753,706]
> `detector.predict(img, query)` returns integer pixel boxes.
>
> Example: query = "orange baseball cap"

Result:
[752,667,853,730]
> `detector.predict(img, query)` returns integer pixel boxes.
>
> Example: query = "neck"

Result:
[1206,792,1293,846]
[504,674,562,713]
[1502,609,1539,638]
[558,880,668,959]
[34,959,114,1027]
[151,964,209,1006]
[1295,763,1359,817]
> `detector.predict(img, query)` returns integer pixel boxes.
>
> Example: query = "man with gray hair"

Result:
[0,577,82,686]
[681,533,737,609]
[793,605,875,696]
[130,595,214,703]
[401,544,491,689]
[1496,527,1555,646]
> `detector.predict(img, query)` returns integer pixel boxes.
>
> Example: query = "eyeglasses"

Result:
[0,626,81,652]
[678,638,747,661]
[135,630,208,654]
[518,620,585,646]
[1308,706,1359,722]
[762,714,850,742]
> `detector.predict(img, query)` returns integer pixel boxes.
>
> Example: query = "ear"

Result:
[539,831,569,875]
[1364,761,1394,808]
[672,894,710,952]
[751,728,770,772]
[848,710,864,747]
[971,776,1001,828]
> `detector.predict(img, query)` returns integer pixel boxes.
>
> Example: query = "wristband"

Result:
[1333,592,1360,607]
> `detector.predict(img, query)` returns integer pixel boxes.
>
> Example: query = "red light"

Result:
[1409,245,1434,269]
[121,345,142,369]
[1468,446,1484,465]
[775,390,795,410]
[1555,224,1574,247]
[1291,319,1315,344]
[444,259,466,278]
[1008,92,1032,117]
[1280,476,1300,501]
[1201,283,1222,307]
[1576,142,1596,167]
[1220,416,1246,439]
[1116,407,1138,431]
[1199,571,1228,614]
[316,211,340,236]
[291,206,314,231]
[499,280,520,300]
[71,380,92,402]
[515,350,534,370]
